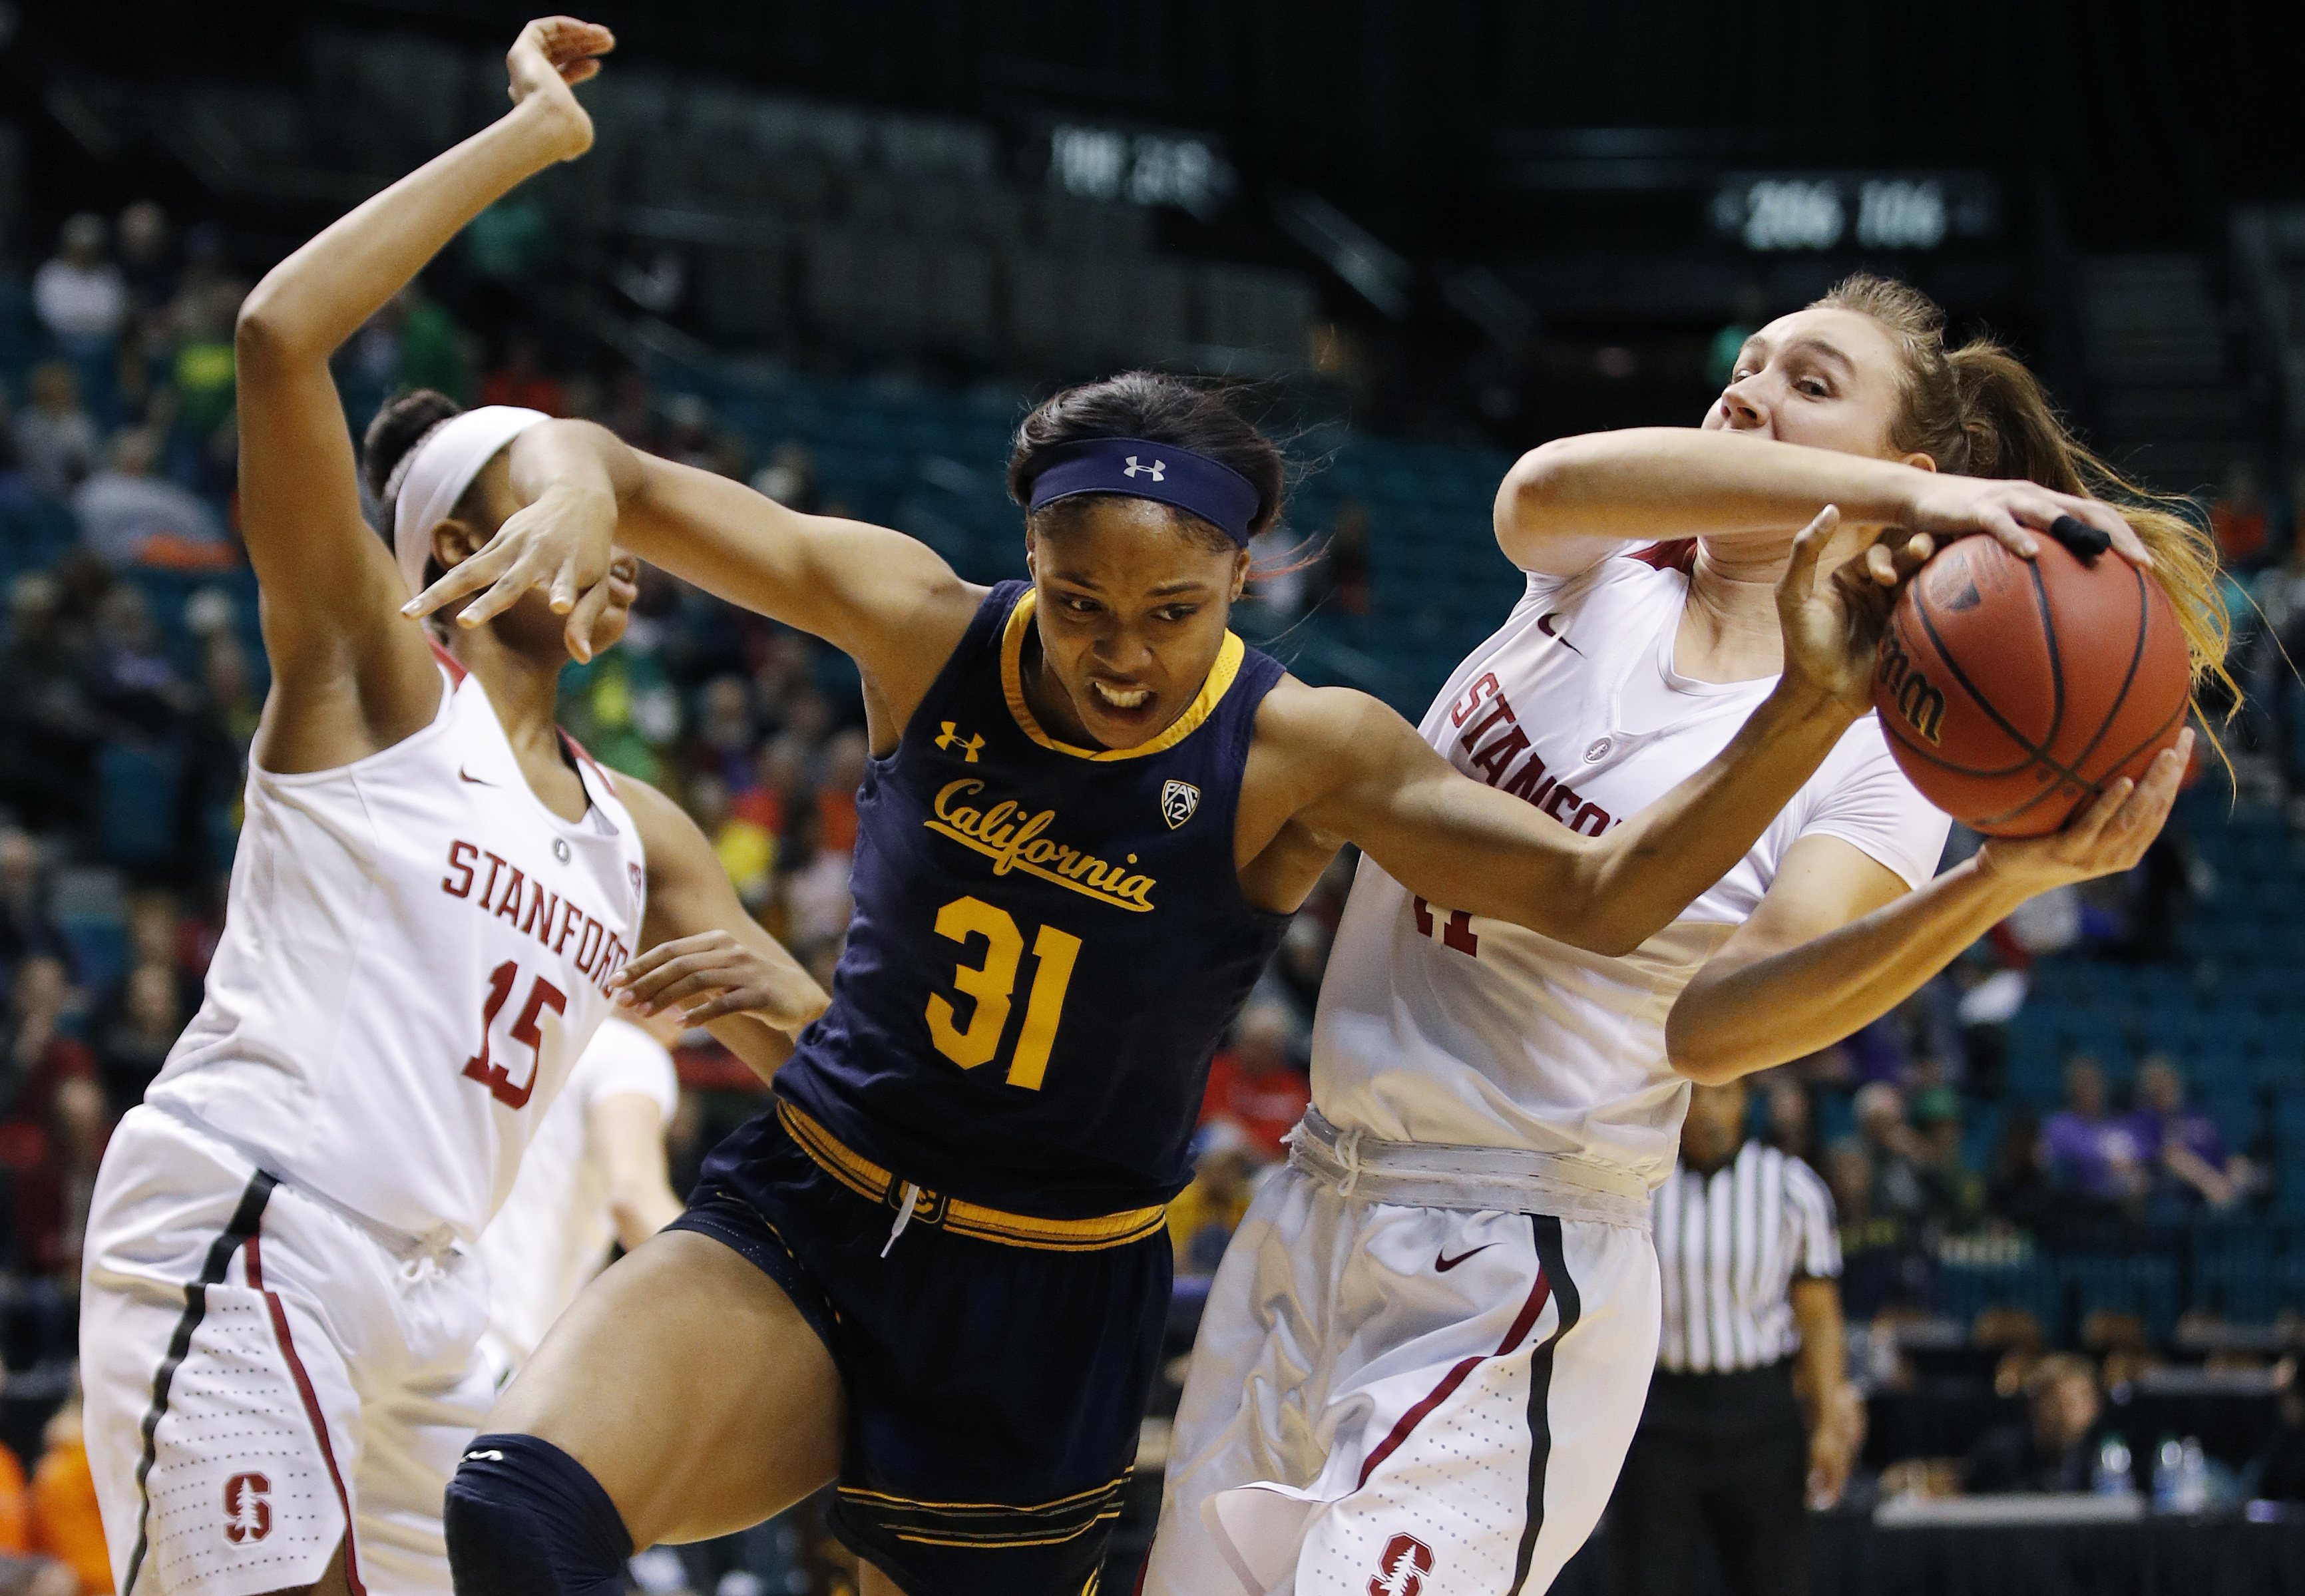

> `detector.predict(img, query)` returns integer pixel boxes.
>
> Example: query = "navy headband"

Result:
[1024,437,1261,546]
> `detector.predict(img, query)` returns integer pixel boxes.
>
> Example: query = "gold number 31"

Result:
[924,896,1083,1090]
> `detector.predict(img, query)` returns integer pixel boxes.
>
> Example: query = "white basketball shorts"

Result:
[81,1105,496,1596]
[1143,1164,1660,1596]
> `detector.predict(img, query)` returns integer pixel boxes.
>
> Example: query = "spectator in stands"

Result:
[2211,459,2271,569]
[29,1398,108,1594]
[777,807,853,954]
[1963,1352,2105,1493]
[1822,1137,1901,1319]
[116,202,176,315]
[70,427,227,567]
[0,956,99,1276]
[2043,1056,2147,1211]
[31,216,126,354]
[1984,1105,2058,1237]
[688,774,772,914]
[1761,1075,1820,1167]
[2245,1358,2305,1503]
[1167,1120,1257,1279]
[1855,1082,1929,1229]
[0,832,64,980]
[815,729,869,858]
[1257,916,1331,1031]
[1198,1004,1309,1165]
[93,964,182,1121]
[169,281,243,479]
[83,583,192,742]
[1910,1085,1986,1235]
[690,675,757,791]
[13,365,98,504]
[2129,1055,2252,1210]
[1311,500,1373,616]
[0,574,101,838]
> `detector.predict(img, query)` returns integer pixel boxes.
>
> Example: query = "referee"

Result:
[1609,1077,1860,1596]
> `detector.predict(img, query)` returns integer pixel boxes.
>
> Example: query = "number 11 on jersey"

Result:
[1412,897,1480,956]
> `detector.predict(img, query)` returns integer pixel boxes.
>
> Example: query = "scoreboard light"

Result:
[1711,172,1999,252]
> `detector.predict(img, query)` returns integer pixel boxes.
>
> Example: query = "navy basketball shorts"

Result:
[667,1099,1171,1596]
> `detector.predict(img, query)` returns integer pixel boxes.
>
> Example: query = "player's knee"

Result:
[445,1434,631,1596]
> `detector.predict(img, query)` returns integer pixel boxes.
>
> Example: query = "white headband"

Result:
[389,405,550,598]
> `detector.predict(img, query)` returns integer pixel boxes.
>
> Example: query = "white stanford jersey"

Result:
[479,1016,678,1372]
[148,650,647,1242]
[1313,553,1949,1187]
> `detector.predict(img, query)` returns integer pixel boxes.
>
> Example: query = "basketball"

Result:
[1872,528,2192,837]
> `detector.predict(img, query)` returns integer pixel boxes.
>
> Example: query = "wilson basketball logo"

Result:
[223,1472,271,1543]
[1369,1533,1434,1596]
[1874,625,1946,745]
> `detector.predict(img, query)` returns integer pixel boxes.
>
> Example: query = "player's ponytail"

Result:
[361,389,465,512]
[1813,274,2233,704]
[1008,371,1287,552]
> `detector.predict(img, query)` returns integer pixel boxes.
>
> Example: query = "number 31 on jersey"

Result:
[925,895,1082,1090]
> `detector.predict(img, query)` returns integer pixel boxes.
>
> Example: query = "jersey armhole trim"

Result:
[246,658,463,789]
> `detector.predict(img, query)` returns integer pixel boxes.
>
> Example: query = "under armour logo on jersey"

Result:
[1122,455,1165,481]
[1369,1533,1434,1596]
[223,1473,271,1544]
[1161,779,1200,829]
[935,722,984,763]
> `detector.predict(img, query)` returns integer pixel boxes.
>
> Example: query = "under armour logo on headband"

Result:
[1123,455,1165,481]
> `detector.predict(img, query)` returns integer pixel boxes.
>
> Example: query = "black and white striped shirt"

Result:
[1654,1139,1840,1374]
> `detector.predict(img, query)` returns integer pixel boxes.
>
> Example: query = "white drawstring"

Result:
[881,1182,921,1258]
[1335,1127,1365,1199]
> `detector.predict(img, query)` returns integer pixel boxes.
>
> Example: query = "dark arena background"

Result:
[5,2,2305,1593]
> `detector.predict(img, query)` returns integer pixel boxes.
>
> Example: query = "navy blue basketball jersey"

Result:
[774,580,1291,1219]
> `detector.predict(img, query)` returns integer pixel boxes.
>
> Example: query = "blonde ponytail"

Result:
[1814,274,2235,722]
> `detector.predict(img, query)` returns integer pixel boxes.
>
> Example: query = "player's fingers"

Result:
[638,970,739,1012]
[564,578,616,664]
[1980,506,2038,559]
[402,538,515,618]
[1890,532,1936,578]
[2059,776,2133,858]
[678,990,758,1025]
[1862,540,1897,586]
[455,546,551,628]
[1780,506,1839,602]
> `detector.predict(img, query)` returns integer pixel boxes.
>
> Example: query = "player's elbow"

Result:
[1663,993,1745,1086]
[233,290,310,370]
[1496,441,1575,553]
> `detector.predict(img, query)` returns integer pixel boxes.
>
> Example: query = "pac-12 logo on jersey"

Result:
[1161,779,1200,829]
[1369,1533,1433,1596]
[223,1472,271,1543]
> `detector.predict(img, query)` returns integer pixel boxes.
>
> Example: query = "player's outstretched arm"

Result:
[236,18,609,775]
[1663,733,2191,1083]
[1495,426,2149,578]
[610,772,831,1087]
[409,421,984,736]
[1278,512,1900,956]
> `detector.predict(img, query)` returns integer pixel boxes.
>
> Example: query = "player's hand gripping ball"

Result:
[1871,520,2191,837]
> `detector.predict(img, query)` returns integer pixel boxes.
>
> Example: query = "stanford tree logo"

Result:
[223,1473,271,1544]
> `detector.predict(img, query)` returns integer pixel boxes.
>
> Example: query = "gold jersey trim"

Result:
[777,1101,1168,1251]
[999,588,1246,762]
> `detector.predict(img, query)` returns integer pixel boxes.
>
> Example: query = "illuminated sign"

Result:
[1710,173,1998,252]
[1048,125,1233,219]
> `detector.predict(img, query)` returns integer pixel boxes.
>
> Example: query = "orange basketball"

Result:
[1871,531,2192,837]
